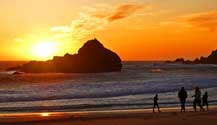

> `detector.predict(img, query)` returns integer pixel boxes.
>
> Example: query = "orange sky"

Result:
[0,0,217,61]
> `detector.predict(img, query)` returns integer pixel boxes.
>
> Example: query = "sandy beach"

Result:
[0,106,216,125]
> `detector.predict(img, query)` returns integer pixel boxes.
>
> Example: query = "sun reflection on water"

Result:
[40,113,50,117]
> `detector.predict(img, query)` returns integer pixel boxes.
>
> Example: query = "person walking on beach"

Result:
[202,92,208,111]
[192,87,204,112]
[178,87,188,112]
[153,94,160,112]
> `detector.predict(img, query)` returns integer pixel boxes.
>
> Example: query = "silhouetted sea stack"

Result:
[167,49,217,64]
[8,39,122,73]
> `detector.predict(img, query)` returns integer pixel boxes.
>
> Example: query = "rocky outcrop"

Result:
[8,39,122,73]
[167,50,217,64]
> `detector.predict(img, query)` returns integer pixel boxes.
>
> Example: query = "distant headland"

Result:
[166,49,217,64]
[8,39,122,73]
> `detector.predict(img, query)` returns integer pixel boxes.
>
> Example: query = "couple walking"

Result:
[178,87,208,112]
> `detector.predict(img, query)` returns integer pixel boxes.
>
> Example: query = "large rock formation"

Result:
[8,39,122,73]
[167,49,217,64]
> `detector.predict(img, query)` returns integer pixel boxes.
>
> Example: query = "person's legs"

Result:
[153,104,156,112]
[204,102,208,111]
[180,101,184,112]
[193,99,197,112]
[182,100,186,112]
[198,100,204,111]
[157,103,160,112]
[207,102,209,111]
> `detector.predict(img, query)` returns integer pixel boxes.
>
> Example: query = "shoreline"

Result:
[0,106,217,124]
[0,101,217,113]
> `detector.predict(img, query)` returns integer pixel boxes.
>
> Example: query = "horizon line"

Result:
[0,59,175,62]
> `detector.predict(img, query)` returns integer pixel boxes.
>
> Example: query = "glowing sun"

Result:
[33,41,58,59]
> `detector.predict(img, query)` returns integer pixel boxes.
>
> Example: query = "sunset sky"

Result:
[0,0,217,61]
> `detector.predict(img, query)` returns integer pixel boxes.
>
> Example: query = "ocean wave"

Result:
[0,62,216,113]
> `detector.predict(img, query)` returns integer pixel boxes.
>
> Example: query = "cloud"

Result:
[151,11,217,33]
[107,3,143,22]
[50,3,145,41]
[181,11,217,31]
[70,12,108,38]
[50,26,71,33]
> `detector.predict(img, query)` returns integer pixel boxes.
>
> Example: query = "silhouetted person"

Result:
[178,87,188,112]
[153,94,160,112]
[192,87,204,112]
[202,92,208,111]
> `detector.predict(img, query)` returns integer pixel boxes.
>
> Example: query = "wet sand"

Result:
[0,106,217,125]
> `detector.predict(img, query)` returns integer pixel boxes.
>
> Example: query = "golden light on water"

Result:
[40,113,50,117]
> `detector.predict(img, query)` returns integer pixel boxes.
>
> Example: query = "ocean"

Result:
[0,61,216,113]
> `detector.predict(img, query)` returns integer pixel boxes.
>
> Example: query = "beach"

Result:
[0,106,217,125]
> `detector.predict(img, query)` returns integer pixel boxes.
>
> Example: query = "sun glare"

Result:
[33,41,58,59]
